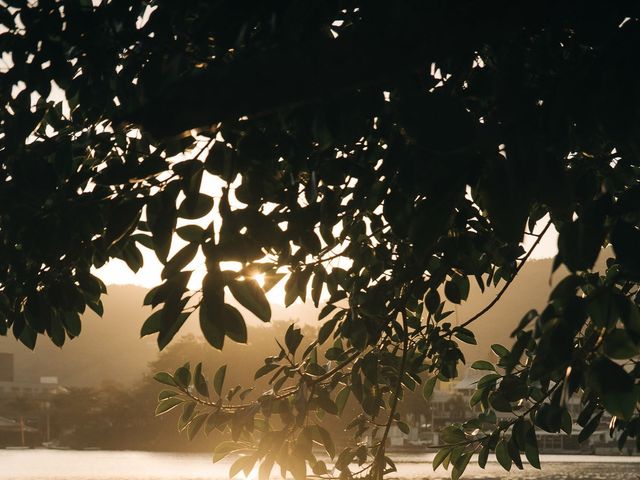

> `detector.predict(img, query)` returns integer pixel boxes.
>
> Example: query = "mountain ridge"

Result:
[1,253,607,387]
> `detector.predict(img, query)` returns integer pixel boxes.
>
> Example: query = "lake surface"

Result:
[1,450,639,480]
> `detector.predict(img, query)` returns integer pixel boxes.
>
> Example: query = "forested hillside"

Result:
[2,254,607,387]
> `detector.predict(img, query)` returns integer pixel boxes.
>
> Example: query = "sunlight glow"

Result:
[239,467,259,480]
[251,273,265,288]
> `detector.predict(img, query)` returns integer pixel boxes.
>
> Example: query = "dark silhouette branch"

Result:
[459,219,552,329]
[126,1,538,138]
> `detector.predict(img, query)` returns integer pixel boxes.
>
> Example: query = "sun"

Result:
[251,272,287,306]
[250,273,266,288]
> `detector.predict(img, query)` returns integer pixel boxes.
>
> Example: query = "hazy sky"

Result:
[95,219,559,305]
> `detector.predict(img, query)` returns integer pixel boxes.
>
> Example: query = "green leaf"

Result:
[495,439,512,471]
[230,455,257,478]
[498,375,529,402]
[285,324,303,355]
[432,447,450,470]
[193,362,209,398]
[454,327,476,345]
[319,304,337,320]
[422,376,437,400]
[397,421,410,435]
[157,304,190,351]
[491,344,510,358]
[255,363,279,380]
[284,270,300,307]
[453,275,470,302]
[105,200,143,247]
[153,371,177,387]
[288,452,306,480]
[311,266,327,308]
[311,461,327,476]
[445,280,462,304]
[578,410,603,443]
[178,193,214,219]
[179,401,196,431]
[425,289,441,315]
[140,310,163,337]
[471,360,495,371]
[316,392,338,415]
[441,426,465,444]
[155,397,183,415]
[213,365,227,397]
[361,354,378,383]
[452,452,471,480]
[213,441,246,463]
[477,373,500,389]
[535,403,563,433]
[221,304,247,344]
[603,329,639,360]
[489,392,512,412]
[507,437,523,470]
[158,390,179,400]
[161,243,198,279]
[316,425,336,457]
[611,220,640,274]
[87,300,104,317]
[318,313,341,344]
[62,311,81,337]
[476,156,530,244]
[176,224,205,242]
[560,409,572,435]
[478,444,489,469]
[147,185,178,262]
[200,299,224,350]
[14,322,35,351]
[228,278,271,322]
[335,386,350,415]
[587,357,637,419]
[558,216,605,272]
[173,366,191,388]
[187,413,208,440]
[469,388,484,407]
[524,426,541,469]
[262,272,285,293]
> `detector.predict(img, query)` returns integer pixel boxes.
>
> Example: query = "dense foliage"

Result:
[1,1,639,479]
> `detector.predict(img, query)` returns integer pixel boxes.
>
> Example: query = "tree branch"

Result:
[373,307,409,480]
[459,219,552,329]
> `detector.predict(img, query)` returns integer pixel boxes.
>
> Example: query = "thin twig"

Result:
[311,350,360,384]
[373,307,409,480]
[459,219,552,329]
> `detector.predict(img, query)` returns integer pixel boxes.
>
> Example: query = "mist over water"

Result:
[2,451,639,480]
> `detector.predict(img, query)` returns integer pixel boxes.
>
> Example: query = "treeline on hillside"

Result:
[1,325,342,451]
[1,255,572,388]
[2,326,432,451]
[3,254,606,451]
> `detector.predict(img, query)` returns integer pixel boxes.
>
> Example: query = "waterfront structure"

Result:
[386,367,636,455]
[0,352,65,446]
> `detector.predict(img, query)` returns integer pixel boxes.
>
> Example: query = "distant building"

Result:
[39,376,59,385]
[0,352,14,382]
[0,379,64,398]
[385,366,636,455]
[0,354,65,399]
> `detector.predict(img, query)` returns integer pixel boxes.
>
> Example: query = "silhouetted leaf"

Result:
[213,365,227,397]
[228,278,271,322]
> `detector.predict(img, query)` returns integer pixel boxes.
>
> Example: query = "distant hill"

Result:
[0,285,156,386]
[460,249,610,363]
[0,284,322,387]
[0,252,612,387]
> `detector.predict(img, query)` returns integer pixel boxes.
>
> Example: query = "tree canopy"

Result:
[1,1,640,479]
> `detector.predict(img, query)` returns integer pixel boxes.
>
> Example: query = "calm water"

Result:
[1,450,639,480]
